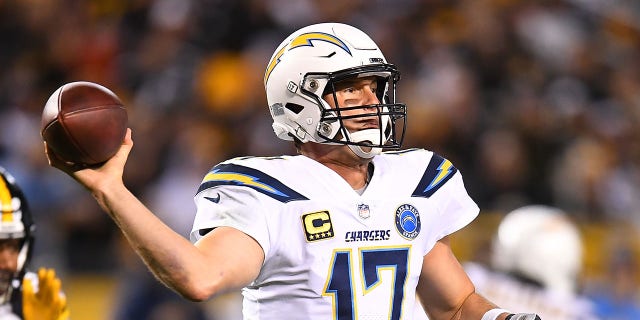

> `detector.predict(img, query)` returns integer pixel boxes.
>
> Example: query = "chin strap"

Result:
[0,277,14,305]
[0,239,30,308]
[347,145,380,159]
[345,128,384,158]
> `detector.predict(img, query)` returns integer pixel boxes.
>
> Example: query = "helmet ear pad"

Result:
[269,98,342,144]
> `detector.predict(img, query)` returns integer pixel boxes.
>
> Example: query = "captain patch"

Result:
[302,211,334,242]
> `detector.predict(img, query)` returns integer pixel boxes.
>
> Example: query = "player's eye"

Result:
[0,239,21,252]
[343,87,357,94]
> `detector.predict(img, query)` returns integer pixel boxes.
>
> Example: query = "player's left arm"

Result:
[22,268,70,320]
[416,236,509,320]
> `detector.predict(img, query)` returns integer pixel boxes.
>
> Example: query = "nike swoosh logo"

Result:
[205,193,221,203]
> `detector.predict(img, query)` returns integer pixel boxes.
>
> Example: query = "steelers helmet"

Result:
[0,167,35,303]
[491,205,582,295]
[264,22,406,158]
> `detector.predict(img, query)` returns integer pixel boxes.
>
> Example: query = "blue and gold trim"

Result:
[382,148,420,155]
[198,163,308,203]
[411,154,457,198]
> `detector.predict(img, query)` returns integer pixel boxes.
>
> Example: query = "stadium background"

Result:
[0,0,639,318]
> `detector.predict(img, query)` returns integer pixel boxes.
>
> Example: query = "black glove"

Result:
[505,314,541,320]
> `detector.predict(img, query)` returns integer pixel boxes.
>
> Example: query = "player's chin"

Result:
[0,270,14,293]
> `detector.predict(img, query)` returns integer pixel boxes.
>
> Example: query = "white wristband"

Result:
[481,308,511,320]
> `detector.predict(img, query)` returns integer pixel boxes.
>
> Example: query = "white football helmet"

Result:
[264,23,406,158]
[491,205,582,295]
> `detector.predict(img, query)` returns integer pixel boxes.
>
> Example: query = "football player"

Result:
[0,167,69,320]
[464,205,599,319]
[45,23,539,319]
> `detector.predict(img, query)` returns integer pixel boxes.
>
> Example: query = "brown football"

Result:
[41,81,128,166]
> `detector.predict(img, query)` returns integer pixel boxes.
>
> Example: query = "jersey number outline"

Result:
[323,246,410,320]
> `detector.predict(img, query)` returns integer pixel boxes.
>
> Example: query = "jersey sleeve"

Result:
[190,183,272,258]
[409,151,479,248]
[189,160,308,258]
[431,170,479,240]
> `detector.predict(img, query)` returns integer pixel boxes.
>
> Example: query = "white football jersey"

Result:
[464,262,600,320]
[0,304,19,320]
[191,149,479,320]
[0,271,38,320]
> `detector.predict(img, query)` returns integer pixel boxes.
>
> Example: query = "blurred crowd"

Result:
[1,0,640,319]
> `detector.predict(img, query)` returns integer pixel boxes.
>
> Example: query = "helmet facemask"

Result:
[0,238,28,305]
[303,64,406,158]
[0,167,34,305]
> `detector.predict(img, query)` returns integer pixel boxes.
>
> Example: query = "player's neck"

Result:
[300,143,372,190]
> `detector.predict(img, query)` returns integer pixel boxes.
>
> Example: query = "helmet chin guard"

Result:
[345,129,383,158]
[265,23,407,158]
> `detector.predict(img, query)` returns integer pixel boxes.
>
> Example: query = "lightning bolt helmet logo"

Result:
[264,32,352,86]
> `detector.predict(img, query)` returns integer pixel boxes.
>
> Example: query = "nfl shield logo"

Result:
[357,204,370,219]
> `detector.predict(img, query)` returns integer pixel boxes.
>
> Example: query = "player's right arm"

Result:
[44,129,264,301]
[416,237,510,320]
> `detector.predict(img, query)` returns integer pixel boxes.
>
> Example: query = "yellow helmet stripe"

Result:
[0,176,14,222]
